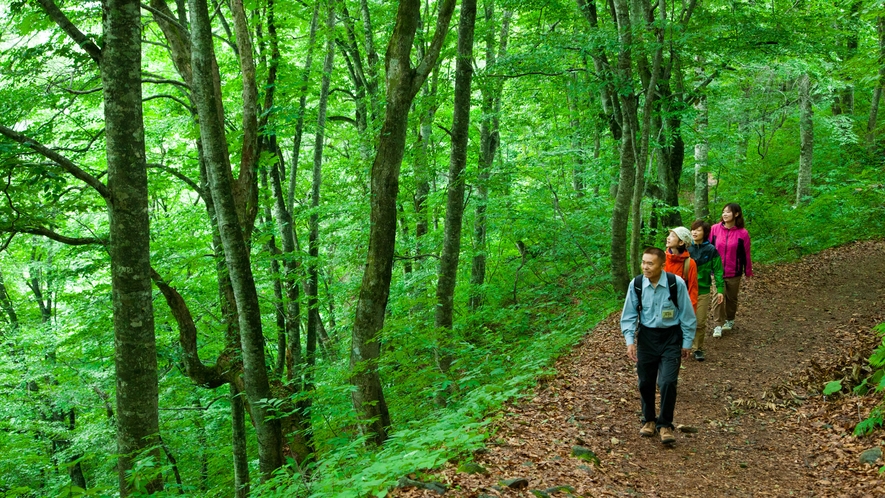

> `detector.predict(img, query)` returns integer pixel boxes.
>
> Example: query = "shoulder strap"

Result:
[666,272,679,309]
[632,275,644,311]
[683,257,690,278]
[632,275,644,326]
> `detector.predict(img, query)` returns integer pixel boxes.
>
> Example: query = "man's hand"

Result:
[681,348,691,359]
[715,292,724,305]
[627,344,637,362]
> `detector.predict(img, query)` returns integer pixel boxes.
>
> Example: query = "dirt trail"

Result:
[396,240,885,497]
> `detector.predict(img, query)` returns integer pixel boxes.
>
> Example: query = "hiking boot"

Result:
[723,320,735,331]
[693,350,705,362]
[660,426,676,444]
[639,421,656,437]
[712,326,722,338]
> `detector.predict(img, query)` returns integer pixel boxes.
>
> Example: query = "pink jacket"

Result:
[710,222,753,278]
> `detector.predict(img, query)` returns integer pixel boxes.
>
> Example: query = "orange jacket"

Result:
[664,249,698,311]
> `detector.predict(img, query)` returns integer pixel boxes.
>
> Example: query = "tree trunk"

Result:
[350,0,456,445]
[609,0,637,294]
[230,382,249,498]
[694,92,710,220]
[470,4,510,310]
[100,0,161,493]
[868,16,885,146]
[797,73,814,204]
[0,270,19,328]
[188,0,283,478]
[414,68,438,257]
[566,72,585,197]
[289,3,320,213]
[308,0,336,378]
[435,0,477,377]
[656,67,685,229]
[629,0,664,276]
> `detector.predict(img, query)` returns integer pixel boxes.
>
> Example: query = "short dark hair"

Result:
[722,203,745,229]
[691,219,711,242]
[643,247,665,263]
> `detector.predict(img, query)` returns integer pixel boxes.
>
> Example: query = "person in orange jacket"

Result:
[664,227,698,311]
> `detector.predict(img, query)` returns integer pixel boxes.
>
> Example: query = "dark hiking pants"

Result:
[636,323,682,429]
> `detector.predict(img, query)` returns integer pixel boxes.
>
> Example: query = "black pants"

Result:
[636,323,682,429]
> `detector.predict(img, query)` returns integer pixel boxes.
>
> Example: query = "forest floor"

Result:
[394,239,885,497]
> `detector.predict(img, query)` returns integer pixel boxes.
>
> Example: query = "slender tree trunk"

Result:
[609,0,637,293]
[278,4,319,380]
[350,0,456,445]
[67,411,87,489]
[414,68,438,256]
[628,0,663,276]
[470,4,510,310]
[435,0,477,376]
[0,270,19,328]
[101,0,161,493]
[734,85,751,177]
[797,73,814,204]
[230,0,260,238]
[868,16,885,146]
[230,382,249,498]
[189,0,283,478]
[694,92,709,220]
[289,3,320,213]
[308,1,336,378]
[260,168,287,376]
[656,70,685,229]
[567,76,585,196]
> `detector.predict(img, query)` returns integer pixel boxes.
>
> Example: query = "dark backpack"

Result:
[632,273,679,325]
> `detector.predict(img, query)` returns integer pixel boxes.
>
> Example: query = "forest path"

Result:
[396,239,885,497]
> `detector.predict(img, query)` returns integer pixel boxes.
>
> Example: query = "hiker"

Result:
[709,203,753,337]
[687,220,725,361]
[664,227,699,311]
[620,247,697,445]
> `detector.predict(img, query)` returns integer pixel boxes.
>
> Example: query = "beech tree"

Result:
[349,0,456,444]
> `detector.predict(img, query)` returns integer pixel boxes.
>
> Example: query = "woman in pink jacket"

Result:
[709,203,753,338]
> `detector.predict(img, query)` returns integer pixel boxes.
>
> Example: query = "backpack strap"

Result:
[683,257,690,279]
[632,275,644,326]
[666,272,679,310]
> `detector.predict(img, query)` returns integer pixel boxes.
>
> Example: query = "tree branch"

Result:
[60,86,102,95]
[16,226,106,246]
[147,163,203,195]
[327,115,357,126]
[150,268,228,389]
[52,128,105,154]
[34,0,102,64]
[143,94,195,112]
[143,77,191,90]
[412,0,458,95]
[0,124,110,199]
[141,2,190,35]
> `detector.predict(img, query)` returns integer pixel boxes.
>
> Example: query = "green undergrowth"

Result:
[746,184,885,264]
[849,323,885,439]
[259,288,620,497]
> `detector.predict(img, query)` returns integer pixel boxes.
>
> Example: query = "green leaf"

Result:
[822,380,842,396]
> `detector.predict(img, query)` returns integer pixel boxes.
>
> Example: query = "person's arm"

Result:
[620,283,641,362]
[688,259,699,310]
[743,230,753,277]
[676,279,696,350]
[712,250,726,304]
[712,250,726,289]
[620,284,639,347]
